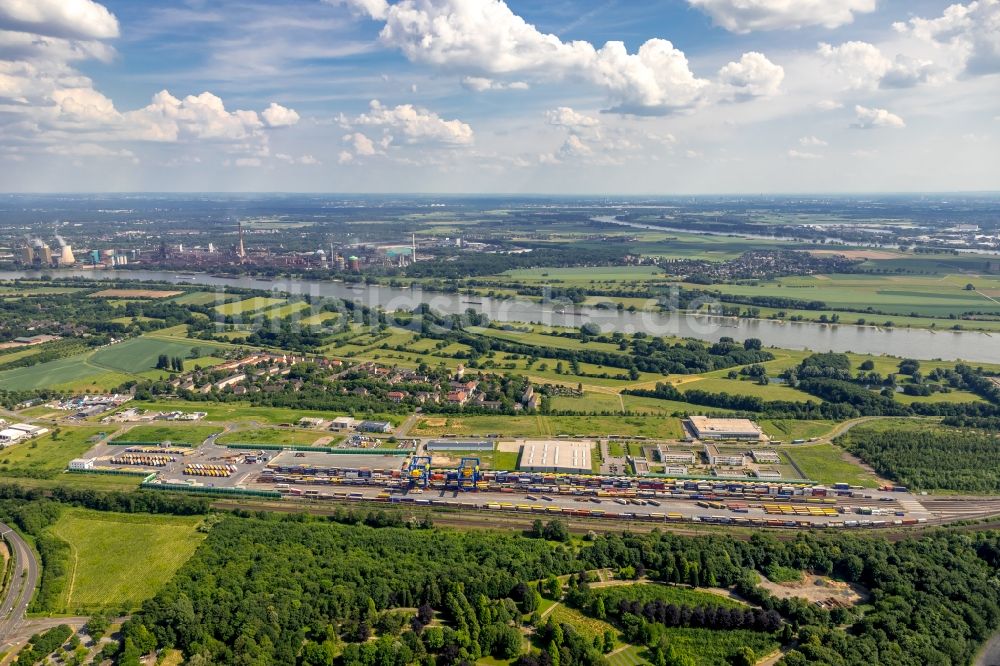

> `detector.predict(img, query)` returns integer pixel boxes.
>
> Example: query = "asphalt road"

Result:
[0,522,39,650]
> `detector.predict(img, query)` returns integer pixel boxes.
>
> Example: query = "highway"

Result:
[0,522,39,651]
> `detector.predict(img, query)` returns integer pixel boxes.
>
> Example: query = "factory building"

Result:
[426,440,493,452]
[687,416,764,441]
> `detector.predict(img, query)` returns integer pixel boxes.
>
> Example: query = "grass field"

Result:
[215,297,285,315]
[48,509,206,613]
[261,301,312,319]
[90,336,226,374]
[650,628,779,666]
[216,428,327,446]
[547,605,618,642]
[591,583,745,609]
[171,291,223,306]
[118,400,396,428]
[0,427,107,479]
[0,353,132,391]
[112,424,221,445]
[683,272,1000,320]
[760,420,836,442]
[784,444,879,487]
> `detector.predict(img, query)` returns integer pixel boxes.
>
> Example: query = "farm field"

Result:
[171,291,222,305]
[784,444,879,487]
[0,353,131,391]
[261,301,312,319]
[0,427,107,479]
[681,273,1000,319]
[90,336,227,374]
[47,509,206,613]
[112,424,222,445]
[214,296,285,315]
[680,377,815,402]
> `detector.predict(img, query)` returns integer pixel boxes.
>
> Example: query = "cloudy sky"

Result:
[0,0,997,193]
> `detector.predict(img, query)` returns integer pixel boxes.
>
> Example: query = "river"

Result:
[1,268,998,363]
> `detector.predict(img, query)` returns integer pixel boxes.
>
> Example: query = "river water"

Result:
[2,268,998,363]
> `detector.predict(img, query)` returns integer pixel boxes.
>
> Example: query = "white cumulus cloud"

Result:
[346,99,473,145]
[0,0,119,40]
[334,0,712,114]
[852,104,906,129]
[546,107,599,129]
[897,0,1000,76]
[818,41,936,89]
[799,136,828,147]
[262,102,300,128]
[687,0,876,33]
[716,51,784,100]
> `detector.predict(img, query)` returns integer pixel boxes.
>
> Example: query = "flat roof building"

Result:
[519,440,592,474]
[703,443,746,467]
[69,458,96,470]
[358,420,392,433]
[656,445,696,465]
[751,450,782,464]
[688,416,763,441]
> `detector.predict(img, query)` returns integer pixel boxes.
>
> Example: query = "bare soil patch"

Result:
[758,572,869,609]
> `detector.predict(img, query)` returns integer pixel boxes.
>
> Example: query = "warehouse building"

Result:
[519,440,592,474]
[357,420,392,433]
[687,416,763,441]
[703,443,746,467]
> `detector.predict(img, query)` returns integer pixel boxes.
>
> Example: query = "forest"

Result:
[839,421,1000,492]
[101,511,1000,666]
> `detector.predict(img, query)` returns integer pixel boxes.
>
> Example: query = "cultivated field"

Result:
[214,296,285,315]
[48,509,206,613]
[90,336,226,374]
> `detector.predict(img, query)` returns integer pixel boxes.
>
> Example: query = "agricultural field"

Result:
[783,444,879,488]
[680,377,815,402]
[682,272,1000,320]
[261,301,312,319]
[90,336,226,374]
[0,354,132,391]
[412,415,683,439]
[171,291,223,306]
[214,296,285,315]
[47,509,206,613]
[111,424,222,446]
[0,427,107,479]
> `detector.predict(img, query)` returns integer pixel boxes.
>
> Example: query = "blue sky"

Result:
[0,0,997,193]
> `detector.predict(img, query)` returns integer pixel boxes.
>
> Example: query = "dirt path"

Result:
[974,629,1000,666]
